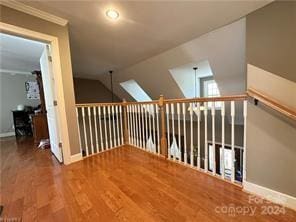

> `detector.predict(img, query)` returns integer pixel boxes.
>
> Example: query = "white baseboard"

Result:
[70,152,83,163]
[244,181,296,210]
[0,131,15,138]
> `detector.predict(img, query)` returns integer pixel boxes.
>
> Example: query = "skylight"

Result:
[120,79,152,102]
[169,60,213,98]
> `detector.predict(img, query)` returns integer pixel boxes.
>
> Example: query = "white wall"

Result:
[0,73,40,135]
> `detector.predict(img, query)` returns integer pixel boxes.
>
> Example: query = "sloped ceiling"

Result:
[21,1,271,77]
[169,60,213,99]
[98,18,246,101]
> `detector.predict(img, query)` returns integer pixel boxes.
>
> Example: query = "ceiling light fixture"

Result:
[106,9,119,20]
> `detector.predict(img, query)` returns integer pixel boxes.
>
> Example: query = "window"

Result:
[204,80,220,97]
[202,78,221,108]
[120,79,152,102]
[169,60,213,98]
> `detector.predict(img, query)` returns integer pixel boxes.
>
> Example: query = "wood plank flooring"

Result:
[1,137,295,221]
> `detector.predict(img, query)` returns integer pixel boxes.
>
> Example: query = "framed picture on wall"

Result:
[25,81,40,100]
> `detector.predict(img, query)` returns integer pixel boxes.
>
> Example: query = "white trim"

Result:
[0,131,15,138]
[244,181,296,210]
[0,1,68,26]
[0,22,72,165]
[70,152,83,163]
[0,68,31,76]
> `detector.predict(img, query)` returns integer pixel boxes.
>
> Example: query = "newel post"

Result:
[159,95,168,158]
[123,99,129,145]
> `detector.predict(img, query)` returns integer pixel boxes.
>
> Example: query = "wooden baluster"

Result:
[152,105,156,153]
[119,105,124,145]
[166,103,170,158]
[177,103,181,162]
[88,107,94,155]
[103,106,108,149]
[196,103,201,169]
[221,102,225,179]
[159,95,167,157]
[156,104,160,155]
[243,100,247,183]
[211,103,216,175]
[171,103,175,161]
[112,106,117,147]
[231,101,235,182]
[138,105,143,148]
[182,103,187,164]
[98,106,104,151]
[93,106,99,153]
[204,102,208,172]
[141,105,145,149]
[135,105,139,147]
[130,105,134,145]
[128,105,132,145]
[76,107,82,154]
[190,103,193,166]
[148,105,152,152]
[144,105,149,149]
[116,106,120,146]
[128,105,134,145]
[126,105,130,144]
[133,105,137,146]
[108,106,113,148]
[82,107,89,156]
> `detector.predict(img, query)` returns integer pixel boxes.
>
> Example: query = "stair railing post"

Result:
[123,99,129,145]
[159,95,168,158]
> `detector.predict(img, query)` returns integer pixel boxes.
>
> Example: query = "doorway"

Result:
[0,32,63,162]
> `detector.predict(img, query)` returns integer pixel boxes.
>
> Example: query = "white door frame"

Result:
[0,22,71,164]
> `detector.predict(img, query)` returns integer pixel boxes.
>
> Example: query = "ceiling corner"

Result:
[0,0,68,26]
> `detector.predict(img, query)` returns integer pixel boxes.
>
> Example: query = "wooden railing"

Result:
[247,88,296,120]
[163,96,248,184]
[76,95,248,185]
[126,102,161,154]
[76,103,125,156]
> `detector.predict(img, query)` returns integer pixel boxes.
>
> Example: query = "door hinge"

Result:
[59,142,62,148]
[53,100,58,106]
[48,56,52,62]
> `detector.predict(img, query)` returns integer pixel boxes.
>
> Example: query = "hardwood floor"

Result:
[1,137,295,222]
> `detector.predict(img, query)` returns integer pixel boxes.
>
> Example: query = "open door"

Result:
[40,45,63,162]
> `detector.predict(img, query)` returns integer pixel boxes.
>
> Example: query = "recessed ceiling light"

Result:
[106,9,119,20]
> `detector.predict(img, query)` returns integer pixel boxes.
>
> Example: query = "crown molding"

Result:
[0,68,32,76]
[0,1,68,26]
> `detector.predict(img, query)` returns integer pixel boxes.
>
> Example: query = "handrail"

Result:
[125,100,159,105]
[164,94,247,104]
[76,102,124,107]
[75,100,159,107]
[247,88,296,121]
[75,94,248,107]
[76,91,296,121]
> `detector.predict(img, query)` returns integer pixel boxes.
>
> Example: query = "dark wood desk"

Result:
[31,114,49,144]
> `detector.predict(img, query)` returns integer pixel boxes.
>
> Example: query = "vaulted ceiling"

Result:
[98,18,247,101]
[21,0,271,78]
